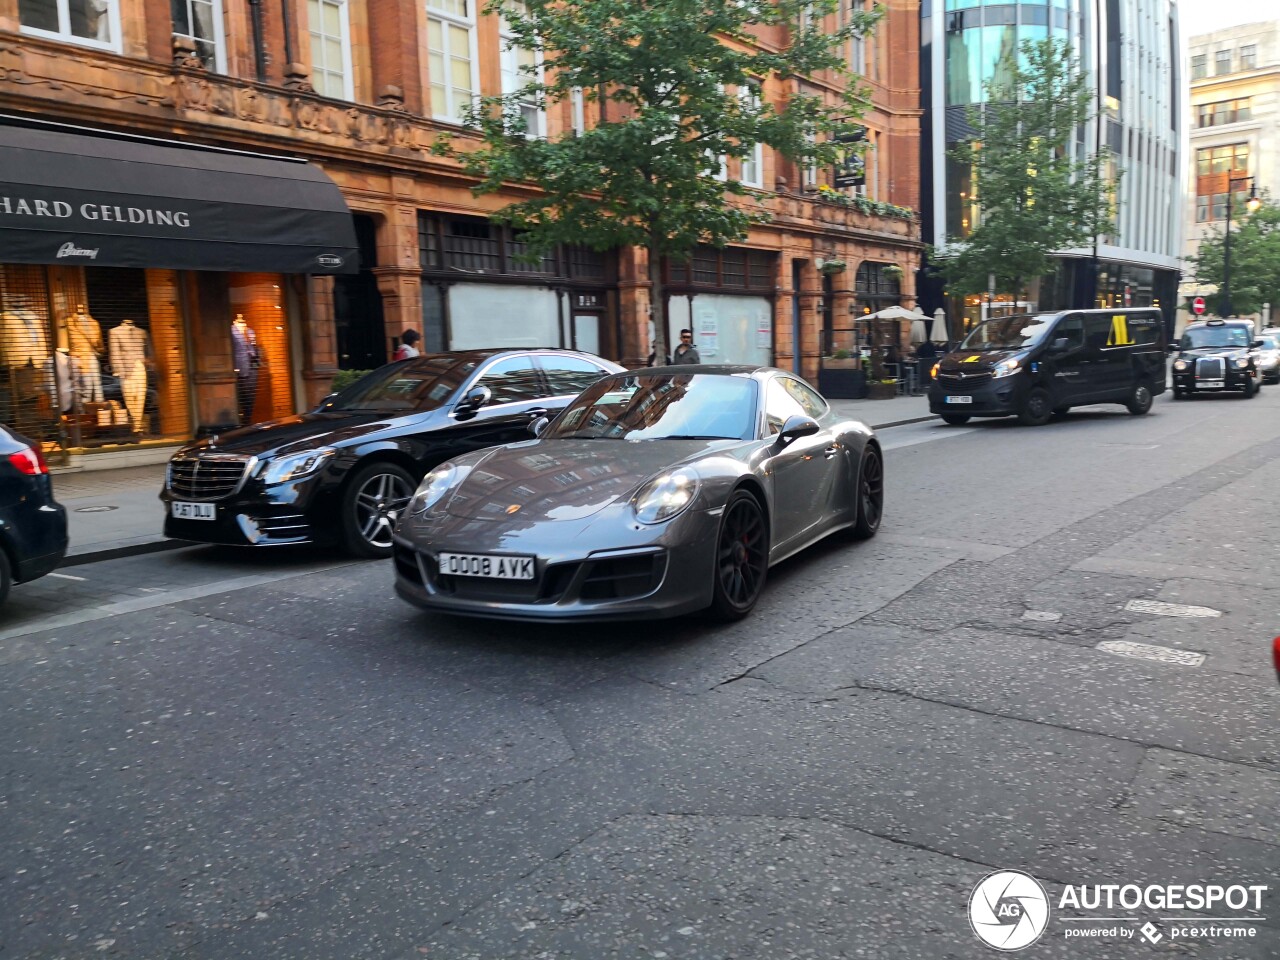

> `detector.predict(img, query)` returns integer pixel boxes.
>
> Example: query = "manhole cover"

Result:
[74,505,119,513]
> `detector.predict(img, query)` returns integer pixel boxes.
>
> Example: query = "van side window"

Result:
[1129,319,1160,346]
[1054,315,1085,349]
[1084,315,1112,351]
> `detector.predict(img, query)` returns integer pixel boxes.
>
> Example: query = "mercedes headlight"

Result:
[1235,357,1249,368]
[409,464,458,517]
[1173,359,1188,371]
[992,358,1021,379]
[633,468,700,524]
[258,447,336,485]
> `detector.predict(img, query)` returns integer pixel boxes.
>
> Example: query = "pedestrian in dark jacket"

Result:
[672,328,701,365]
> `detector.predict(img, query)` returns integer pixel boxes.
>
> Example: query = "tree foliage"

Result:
[942,38,1112,299]
[1191,198,1280,317]
[435,0,880,361]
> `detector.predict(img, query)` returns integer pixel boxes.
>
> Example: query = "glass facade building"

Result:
[920,0,1184,337]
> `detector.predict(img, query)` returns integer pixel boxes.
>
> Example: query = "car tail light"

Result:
[8,445,49,476]
[1273,636,1280,685]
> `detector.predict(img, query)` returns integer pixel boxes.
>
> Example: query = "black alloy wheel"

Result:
[1126,382,1154,416]
[1173,387,1186,400]
[708,490,769,622]
[1242,375,1257,399]
[851,445,884,540]
[1017,387,1053,426]
[341,462,417,558]
[940,414,970,426]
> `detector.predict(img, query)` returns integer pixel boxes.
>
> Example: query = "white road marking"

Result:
[47,572,87,582]
[881,426,977,450]
[1097,640,1206,667]
[1022,610,1062,622]
[1124,598,1222,619]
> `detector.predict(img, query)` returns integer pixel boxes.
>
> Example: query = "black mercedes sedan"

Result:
[0,425,68,606]
[160,350,624,557]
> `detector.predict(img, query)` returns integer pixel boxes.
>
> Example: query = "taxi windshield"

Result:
[959,315,1054,351]
[1181,326,1250,349]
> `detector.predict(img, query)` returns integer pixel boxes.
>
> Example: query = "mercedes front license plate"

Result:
[171,502,216,520]
[945,395,974,404]
[438,552,535,580]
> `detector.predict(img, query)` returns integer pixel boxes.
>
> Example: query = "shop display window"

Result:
[228,273,295,425]
[0,264,192,457]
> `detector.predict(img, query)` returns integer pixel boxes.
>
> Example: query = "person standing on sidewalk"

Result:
[672,329,701,365]
[393,329,421,362]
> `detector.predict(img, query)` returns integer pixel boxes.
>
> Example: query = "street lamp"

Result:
[1220,175,1261,318]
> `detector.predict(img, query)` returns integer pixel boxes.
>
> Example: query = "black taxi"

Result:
[928,308,1167,426]
[1171,319,1262,399]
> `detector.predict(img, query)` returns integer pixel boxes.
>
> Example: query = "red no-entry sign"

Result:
[1192,296,1206,315]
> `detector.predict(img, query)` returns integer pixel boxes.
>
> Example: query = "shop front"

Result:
[0,119,358,464]
[664,246,777,365]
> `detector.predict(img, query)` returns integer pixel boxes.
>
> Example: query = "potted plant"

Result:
[882,264,905,283]
[819,258,847,275]
[866,378,899,400]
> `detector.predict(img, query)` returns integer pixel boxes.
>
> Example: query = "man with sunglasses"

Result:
[671,328,701,365]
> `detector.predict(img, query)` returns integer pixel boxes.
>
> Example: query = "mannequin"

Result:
[231,314,260,425]
[66,303,104,404]
[109,318,151,432]
[1,296,50,367]
[53,348,74,413]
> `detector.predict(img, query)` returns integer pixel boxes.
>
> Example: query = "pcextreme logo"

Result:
[969,870,1050,951]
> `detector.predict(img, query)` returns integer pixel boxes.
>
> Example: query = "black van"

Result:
[927,309,1167,426]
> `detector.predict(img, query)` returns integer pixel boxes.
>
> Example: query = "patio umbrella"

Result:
[910,319,928,344]
[930,308,949,343]
[863,305,919,321]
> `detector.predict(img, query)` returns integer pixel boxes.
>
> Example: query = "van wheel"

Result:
[1126,382,1153,416]
[1172,387,1186,400]
[1017,388,1053,426]
[940,414,970,425]
[340,462,417,558]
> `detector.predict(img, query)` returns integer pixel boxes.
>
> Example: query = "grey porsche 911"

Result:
[392,366,883,623]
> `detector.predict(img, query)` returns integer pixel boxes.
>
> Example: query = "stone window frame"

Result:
[307,0,355,101]
[19,0,123,54]
[172,0,226,72]
[426,0,481,124]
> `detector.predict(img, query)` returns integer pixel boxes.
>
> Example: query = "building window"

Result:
[1240,44,1256,70]
[1196,98,1251,127]
[1196,194,1209,222]
[1196,144,1249,177]
[171,0,223,69]
[1215,49,1232,75]
[738,84,763,188]
[19,0,119,50]
[499,2,544,136]
[308,0,353,99]
[1190,53,1206,79]
[427,0,477,123]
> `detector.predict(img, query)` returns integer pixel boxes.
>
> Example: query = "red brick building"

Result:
[0,0,921,464]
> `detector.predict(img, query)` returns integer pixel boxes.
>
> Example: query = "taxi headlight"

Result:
[410,464,458,517]
[259,447,336,485]
[1173,359,1188,371]
[1235,357,1249,368]
[991,358,1021,379]
[633,468,700,524]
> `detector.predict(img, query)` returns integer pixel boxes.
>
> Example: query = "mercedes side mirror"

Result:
[528,415,550,437]
[454,385,492,419]
[777,414,820,445]
[315,392,338,411]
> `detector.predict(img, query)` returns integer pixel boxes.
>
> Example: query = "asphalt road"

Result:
[4,386,1280,959]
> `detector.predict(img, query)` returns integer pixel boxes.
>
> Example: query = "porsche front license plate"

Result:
[438,552,535,580]
[171,502,215,520]
[945,395,973,404]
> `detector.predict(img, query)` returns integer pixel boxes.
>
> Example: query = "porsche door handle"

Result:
[824,444,839,459]
[526,407,549,419]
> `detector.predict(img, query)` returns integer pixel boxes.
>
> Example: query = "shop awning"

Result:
[0,120,359,275]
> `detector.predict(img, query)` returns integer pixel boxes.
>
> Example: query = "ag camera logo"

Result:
[969,870,1050,951]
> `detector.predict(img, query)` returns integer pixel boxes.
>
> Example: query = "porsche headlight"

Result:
[1173,359,1188,371]
[992,358,1021,379]
[258,447,336,485]
[1235,357,1249,368]
[409,464,457,517]
[633,468,700,524]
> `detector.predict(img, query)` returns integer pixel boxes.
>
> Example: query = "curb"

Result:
[869,414,941,430]
[62,538,188,568]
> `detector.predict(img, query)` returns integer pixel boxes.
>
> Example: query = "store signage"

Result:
[0,194,193,228]
[315,254,345,268]
[575,293,602,308]
[56,242,99,260]
[833,126,868,189]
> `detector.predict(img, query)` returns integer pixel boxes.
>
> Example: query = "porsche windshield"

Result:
[1181,325,1251,349]
[546,374,758,441]
[959,315,1055,351]
[325,356,477,413]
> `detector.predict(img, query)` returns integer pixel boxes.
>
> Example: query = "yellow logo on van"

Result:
[962,354,982,363]
[1107,316,1132,346]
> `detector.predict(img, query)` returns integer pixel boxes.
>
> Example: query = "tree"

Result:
[941,38,1112,301]
[435,0,880,364]
[1191,197,1280,317]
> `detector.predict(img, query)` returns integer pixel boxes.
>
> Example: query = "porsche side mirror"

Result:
[777,415,820,445]
[1252,339,1265,349]
[529,415,550,437]
[454,385,492,419]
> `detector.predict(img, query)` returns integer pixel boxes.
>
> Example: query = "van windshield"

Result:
[958,315,1055,351]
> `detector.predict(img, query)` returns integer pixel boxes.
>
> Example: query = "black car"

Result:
[928,308,1167,425]
[160,350,625,557]
[0,426,68,605]
[1171,319,1262,399]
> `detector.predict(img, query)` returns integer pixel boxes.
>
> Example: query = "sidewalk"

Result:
[53,393,936,565]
